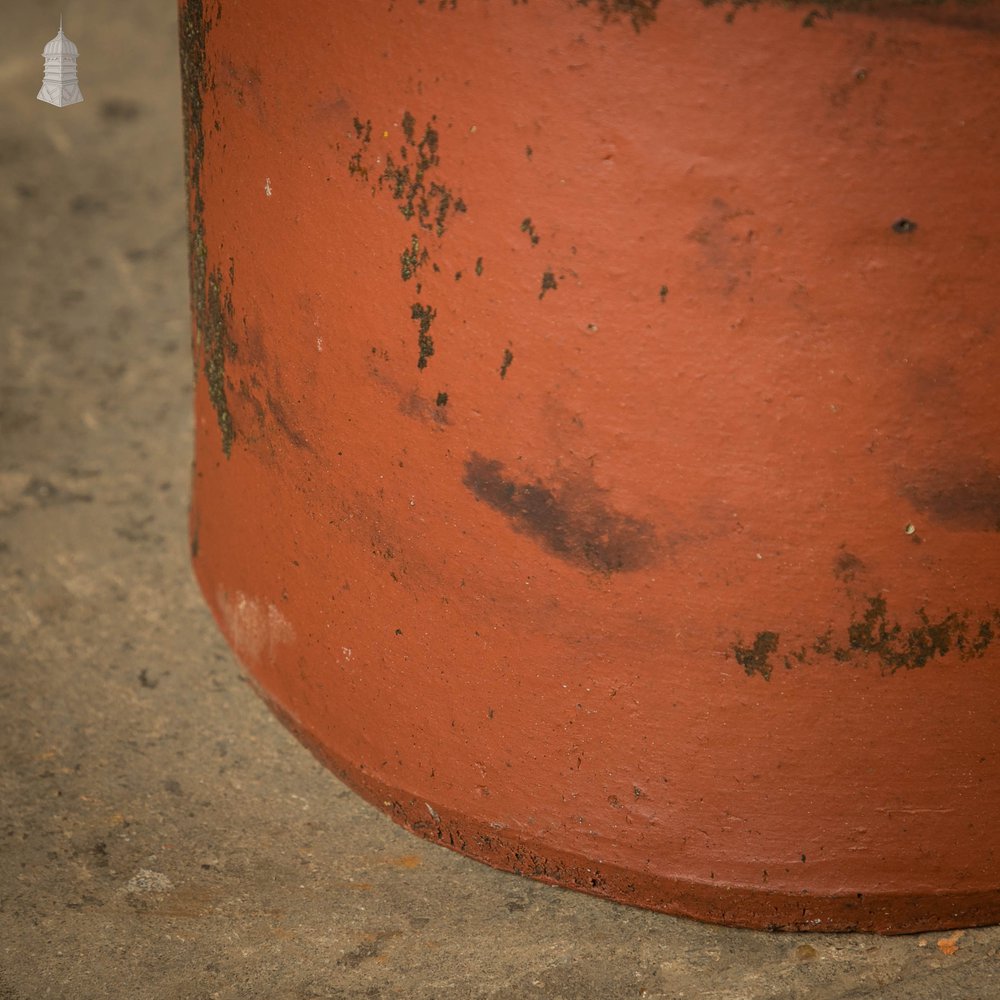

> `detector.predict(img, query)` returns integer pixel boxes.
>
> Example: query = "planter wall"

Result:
[180,0,1000,932]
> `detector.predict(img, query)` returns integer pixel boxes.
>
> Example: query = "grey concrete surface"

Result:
[2,3,999,998]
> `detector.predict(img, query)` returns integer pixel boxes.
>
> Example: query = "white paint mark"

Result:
[264,177,272,197]
[425,803,440,821]
[216,588,295,665]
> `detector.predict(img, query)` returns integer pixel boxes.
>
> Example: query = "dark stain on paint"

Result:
[833,548,865,582]
[400,234,429,281]
[179,0,208,314]
[462,453,659,573]
[347,110,466,369]
[400,390,449,427]
[703,0,992,30]
[352,109,468,230]
[411,302,437,369]
[219,59,266,124]
[576,0,661,32]
[220,313,314,457]
[892,217,917,234]
[499,348,514,379]
[539,271,558,299]
[520,217,540,245]
[686,198,756,296]
[401,110,416,142]
[180,0,236,457]
[265,390,312,451]
[733,631,780,680]
[841,596,998,671]
[902,472,1000,532]
[202,268,237,455]
[349,111,467,238]
[746,592,1000,680]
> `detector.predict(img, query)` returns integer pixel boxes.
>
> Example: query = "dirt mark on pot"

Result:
[902,469,1000,532]
[735,592,1000,680]
[462,452,659,573]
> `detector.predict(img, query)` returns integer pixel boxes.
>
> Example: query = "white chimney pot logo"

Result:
[38,17,83,108]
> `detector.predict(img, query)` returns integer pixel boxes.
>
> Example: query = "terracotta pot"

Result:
[180,0,1000,932]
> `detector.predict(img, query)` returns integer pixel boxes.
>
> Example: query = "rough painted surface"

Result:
[183,0,1000,932]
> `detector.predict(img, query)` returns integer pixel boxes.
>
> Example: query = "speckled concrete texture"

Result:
[2,2,999,998]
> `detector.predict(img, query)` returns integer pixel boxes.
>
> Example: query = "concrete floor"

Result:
[2,3,999,998]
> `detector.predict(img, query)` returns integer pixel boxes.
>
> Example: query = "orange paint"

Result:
[936,929,966,955]
[180,0,1000,932]
[385,855,423,870]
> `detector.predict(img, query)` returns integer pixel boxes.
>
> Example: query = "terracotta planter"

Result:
[180,0,1000,932]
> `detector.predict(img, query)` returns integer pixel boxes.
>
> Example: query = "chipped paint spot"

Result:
[264,176,272,197]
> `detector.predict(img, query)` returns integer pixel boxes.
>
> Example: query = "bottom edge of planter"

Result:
[245,678,999,936]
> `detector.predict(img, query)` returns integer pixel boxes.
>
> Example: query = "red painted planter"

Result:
[180,0,1000,932]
